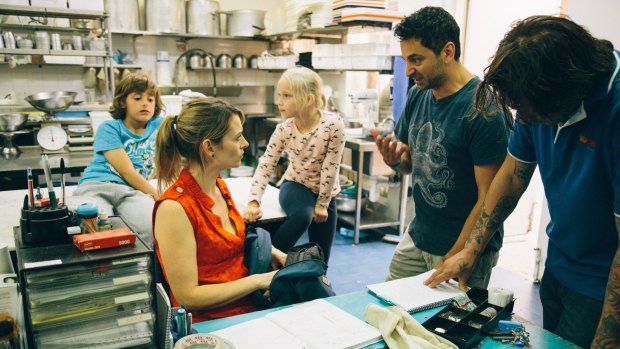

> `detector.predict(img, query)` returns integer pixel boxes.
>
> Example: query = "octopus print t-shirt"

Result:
[79,116,163,185]
[394,77,508,255]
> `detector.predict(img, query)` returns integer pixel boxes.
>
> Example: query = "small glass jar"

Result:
[76,203,99,233]
[97,209,113,232]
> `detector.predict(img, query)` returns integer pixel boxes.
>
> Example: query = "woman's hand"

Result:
[313,207,328,223]
[271,247,287,270]
[242,201,263,223]
[254,270,278,290]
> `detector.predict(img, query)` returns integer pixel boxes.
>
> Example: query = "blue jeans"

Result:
[539,270,603,348]
[273,181,337,263]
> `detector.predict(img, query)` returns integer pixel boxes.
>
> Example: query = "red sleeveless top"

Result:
[153,168,256,323]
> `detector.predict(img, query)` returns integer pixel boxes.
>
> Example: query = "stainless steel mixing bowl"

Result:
[24,91,78,114]
[0,113,28,132]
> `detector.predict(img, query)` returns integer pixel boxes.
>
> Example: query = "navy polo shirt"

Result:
[508,50,620,302]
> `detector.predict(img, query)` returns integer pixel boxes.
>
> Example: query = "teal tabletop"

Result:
[193,291,580,349]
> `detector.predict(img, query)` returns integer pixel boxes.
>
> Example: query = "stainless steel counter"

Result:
[0,147,93,191]
[0,147,93,175]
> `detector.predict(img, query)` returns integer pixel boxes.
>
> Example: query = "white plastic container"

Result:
[160,95,182,117]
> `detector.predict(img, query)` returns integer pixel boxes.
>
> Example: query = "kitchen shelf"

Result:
[0,48,106,56]
[0,4,115,100]
[111,30,269,42]
[269,23,392,40]
[0,23,93,33]
[338,209,401,230]
[340,137,408,244]
[84,63,142,69]
[0,4,106,20]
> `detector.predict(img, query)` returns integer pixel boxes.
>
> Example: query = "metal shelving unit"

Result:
[0,4,115,100]
[341,138,409,244]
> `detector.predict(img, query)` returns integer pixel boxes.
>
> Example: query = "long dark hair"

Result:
[476,15,614,122]
[155,97,244,192]
[394,6,461,61]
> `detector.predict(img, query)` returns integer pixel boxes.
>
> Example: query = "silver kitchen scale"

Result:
[25,91,77,153]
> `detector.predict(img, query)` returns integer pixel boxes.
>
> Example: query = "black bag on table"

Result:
[244,226,336,308]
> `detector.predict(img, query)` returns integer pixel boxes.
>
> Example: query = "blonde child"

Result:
[242,67,346,263]
[74,73,163,246]
[153,98,286,322]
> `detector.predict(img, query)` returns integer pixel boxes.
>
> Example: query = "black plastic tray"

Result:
[422,288,515,349]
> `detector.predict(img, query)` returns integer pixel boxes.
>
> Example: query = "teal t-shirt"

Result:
[395,77,508,255]
[79,116,163,185]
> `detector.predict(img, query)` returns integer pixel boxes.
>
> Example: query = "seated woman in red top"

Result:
[153,97,286,322]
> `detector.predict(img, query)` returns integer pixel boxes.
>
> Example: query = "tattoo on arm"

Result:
[467,196,519,255]
[466,161,535,255]
[591,216,620,348]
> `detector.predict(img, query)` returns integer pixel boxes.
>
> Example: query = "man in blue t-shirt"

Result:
[426,16,620,348]
[371,7,509,289]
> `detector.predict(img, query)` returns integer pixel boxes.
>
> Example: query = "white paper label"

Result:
[117,312,152,326]
[113,274,147,286]
[115,292,149,304]
[24,259,62,269]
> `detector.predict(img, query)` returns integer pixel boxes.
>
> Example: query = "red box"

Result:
[73,228,136,252]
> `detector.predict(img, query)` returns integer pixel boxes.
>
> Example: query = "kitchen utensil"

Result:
[72,35,83,50]
[187,51,204,69]
[204,53,216,68]
[216,53,232,68]
[34,31,49,50]
[335,189,369,213]
[233,54,247,68]
[37,123,68,151]
[186,0,220,35]
[50,33,61,50]
[146,0,186,33]
[2,32,15,49]
[25,91,77,114]
[249,55,259,69]
[0,114,27,132]
[105,0,140,32]
[226,10,266,37]
[19,39,33,49]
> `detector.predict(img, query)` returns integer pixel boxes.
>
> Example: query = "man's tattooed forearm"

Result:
[467,196,519,250]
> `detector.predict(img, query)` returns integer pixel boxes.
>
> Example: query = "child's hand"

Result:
[313,207,328,223]
[242,201,263,223]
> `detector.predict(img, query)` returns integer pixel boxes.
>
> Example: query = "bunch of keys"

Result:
[490,327,530,347]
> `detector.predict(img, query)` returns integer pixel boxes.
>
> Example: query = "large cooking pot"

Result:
[146,0,186,33]
[227,10,266,37]
[105,0,139,32]
[187,0,220,35]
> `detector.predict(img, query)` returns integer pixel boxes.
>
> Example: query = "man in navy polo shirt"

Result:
[425,16,620,348]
